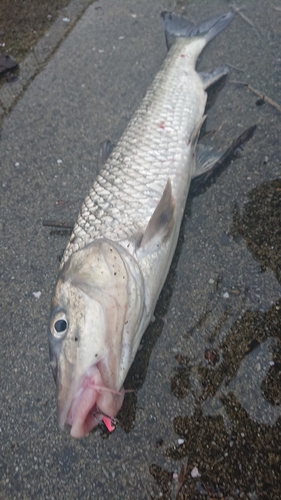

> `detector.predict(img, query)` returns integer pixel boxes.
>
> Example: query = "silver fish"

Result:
[48,10,236,438]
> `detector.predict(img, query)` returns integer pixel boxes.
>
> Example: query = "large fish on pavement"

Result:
[48,10,237,438]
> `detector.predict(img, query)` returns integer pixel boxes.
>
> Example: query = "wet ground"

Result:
[0,0,70,63]
[0,0,280,498]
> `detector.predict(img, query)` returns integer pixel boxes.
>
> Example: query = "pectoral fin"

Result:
[137,179,175,257]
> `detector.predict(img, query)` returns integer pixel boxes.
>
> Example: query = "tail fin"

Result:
[161,10,235,49]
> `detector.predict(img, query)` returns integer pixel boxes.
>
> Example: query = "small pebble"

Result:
[223,292,229,299]
[62,17,70,23]
[57,159,62,164]
[205,349,219,365]
[178,438,184,445]
[191,466,201,478]
[102,466,109,479]
[32,291,41,299]
[209,278,215,284]
[175,353,184,364]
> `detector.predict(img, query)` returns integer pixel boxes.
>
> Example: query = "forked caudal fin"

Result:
[160,10,235,49]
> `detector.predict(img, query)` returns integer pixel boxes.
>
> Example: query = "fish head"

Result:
[48,239,144,438]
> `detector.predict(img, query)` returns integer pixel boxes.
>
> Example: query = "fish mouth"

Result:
[60,363,124,438]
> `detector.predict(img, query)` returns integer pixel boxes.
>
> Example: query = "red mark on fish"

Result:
[158,121,165,129]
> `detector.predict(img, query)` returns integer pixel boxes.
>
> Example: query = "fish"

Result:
[48,10,237,438]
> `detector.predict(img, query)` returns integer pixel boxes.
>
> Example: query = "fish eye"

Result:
[55,319,67,332]
[50,313,68,339]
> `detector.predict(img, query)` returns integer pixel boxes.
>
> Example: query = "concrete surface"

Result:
[0,0,280,498]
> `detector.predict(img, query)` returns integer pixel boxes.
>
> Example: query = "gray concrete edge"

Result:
[0,0,97,122]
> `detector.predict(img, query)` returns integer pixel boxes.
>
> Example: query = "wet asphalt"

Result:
[0,0,280,498]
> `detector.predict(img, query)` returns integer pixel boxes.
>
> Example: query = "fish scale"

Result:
[61,40,205,266]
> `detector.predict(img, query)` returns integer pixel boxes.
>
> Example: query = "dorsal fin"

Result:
[97,140,115,171]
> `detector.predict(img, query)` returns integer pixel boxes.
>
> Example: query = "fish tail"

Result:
[160,10,235,49]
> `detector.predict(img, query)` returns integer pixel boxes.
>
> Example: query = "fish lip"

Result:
[57,386,100,436]
[57,361,119,437]
[67,385,101,438]
[57,386,75,432]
